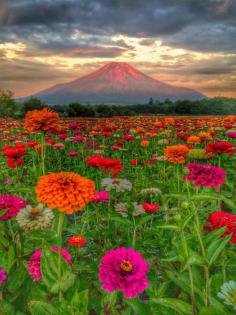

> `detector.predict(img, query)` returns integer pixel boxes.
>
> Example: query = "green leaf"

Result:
[152,298,192,315]
[110,216,133,227]
[7,245,15,270]
[135,215,154,227]
[0,233,9,247]
[0,301,15,315]
[199,306,226,315]
[126,298,151,315]
[190,194,218,201]
[153,224,179,230]
[69,289,89,315]
[50,271,76,294]
[221,196,236,212]
[40,249,59,288]
[204,227,226,246]
[28,301,59,315]
[206,234,231,266]
[8,265,27,293]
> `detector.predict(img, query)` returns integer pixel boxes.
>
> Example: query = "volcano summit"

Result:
[28,62,205,104]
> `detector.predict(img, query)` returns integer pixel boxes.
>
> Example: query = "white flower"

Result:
[16,203,54,231]
[132,202,145,216]
[139,188,161,195]
[101,178,132,192]
[218,281,236,311]
[115,202,128,217]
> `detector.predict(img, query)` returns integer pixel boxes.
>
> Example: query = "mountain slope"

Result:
[28,62,205,104]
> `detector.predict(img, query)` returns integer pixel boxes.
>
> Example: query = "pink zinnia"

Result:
[91,191,109,203]
[183,163,226,189]
[0,195,26,221]
[68,151,78,157]
[28,247,72,281]
[98,247,149,298]
[0,268,7,285]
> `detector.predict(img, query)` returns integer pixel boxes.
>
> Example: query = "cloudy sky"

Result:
[0,0,236,98]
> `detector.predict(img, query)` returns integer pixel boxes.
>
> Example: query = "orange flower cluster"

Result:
[35,172,95,214]
[24,108,61,132]
[187,135,201,144]
[164,145,189,164]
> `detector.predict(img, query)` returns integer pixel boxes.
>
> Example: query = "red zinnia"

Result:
[68,235,87,247]
[87,154,123,177]
[205,141,236,156]
[2,143,27,169]
[204,211,236,244]
[142,202,160,213]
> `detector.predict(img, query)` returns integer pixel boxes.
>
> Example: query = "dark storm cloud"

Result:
[1,0,236,52]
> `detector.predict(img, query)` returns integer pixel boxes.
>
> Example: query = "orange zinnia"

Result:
[164,145,189,164]
[24,108,61,132]
[35,172,95,214]
[187,135,201,144]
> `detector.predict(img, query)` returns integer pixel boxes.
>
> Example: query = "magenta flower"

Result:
[184,163,226,189]
[3,179,12,185]
[68,151,78,157]
[98,247,149,298]
[0,268,7,285]
[226,131,236,139]
[72,136,84,143]
[91,190,109,203]
[0,195,26,221]
[28,247,72,281]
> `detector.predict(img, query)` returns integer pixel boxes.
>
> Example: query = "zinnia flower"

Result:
[187,135,201,144]
[101,178,132,192]
[87,154,123,177]
[0,268,7,285]
[35,172,95,214]
[183,163,226,189]
[187,149,208,160]
[143,202,160,213]
[16,203,54,231]
[204,211,236,243]
[218,281,236,310]
[90,191,109,203]
[226,130,236,139]
[0,195,26,221]
[2,143,26,169]
[28,247,71,281]
[206,141,236,156]
[24,108,61,133]
[98,247,149,298]
[164,145,189,164]
[68,235,87,247]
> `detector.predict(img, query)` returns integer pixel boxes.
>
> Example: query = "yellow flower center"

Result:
[31,207,39,216]
[120,260,133,273]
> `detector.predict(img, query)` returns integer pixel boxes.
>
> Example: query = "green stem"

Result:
[41,132,46,175]
[57,212,65,302]
[181,230,196,314]
[194,212,211,307]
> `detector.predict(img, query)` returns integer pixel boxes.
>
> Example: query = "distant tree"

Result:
[148,97,154,105]
[0,89,21,117]
[96,105,115,117]
[22,98,47,114]
[66,103,96,117]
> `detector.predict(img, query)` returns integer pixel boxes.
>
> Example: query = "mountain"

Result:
[26,62,205,104]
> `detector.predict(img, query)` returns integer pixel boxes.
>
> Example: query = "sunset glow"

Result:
[0,0,235,98]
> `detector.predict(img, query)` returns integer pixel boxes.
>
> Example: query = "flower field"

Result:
[1,110,236,314]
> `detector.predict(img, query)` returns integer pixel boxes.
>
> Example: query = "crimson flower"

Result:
[143,202,160,213]
[205,141,236,156]
[204,211,236,244]
[87,154,123,177]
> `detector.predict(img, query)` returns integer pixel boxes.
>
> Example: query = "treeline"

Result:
[0,90,236,118]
